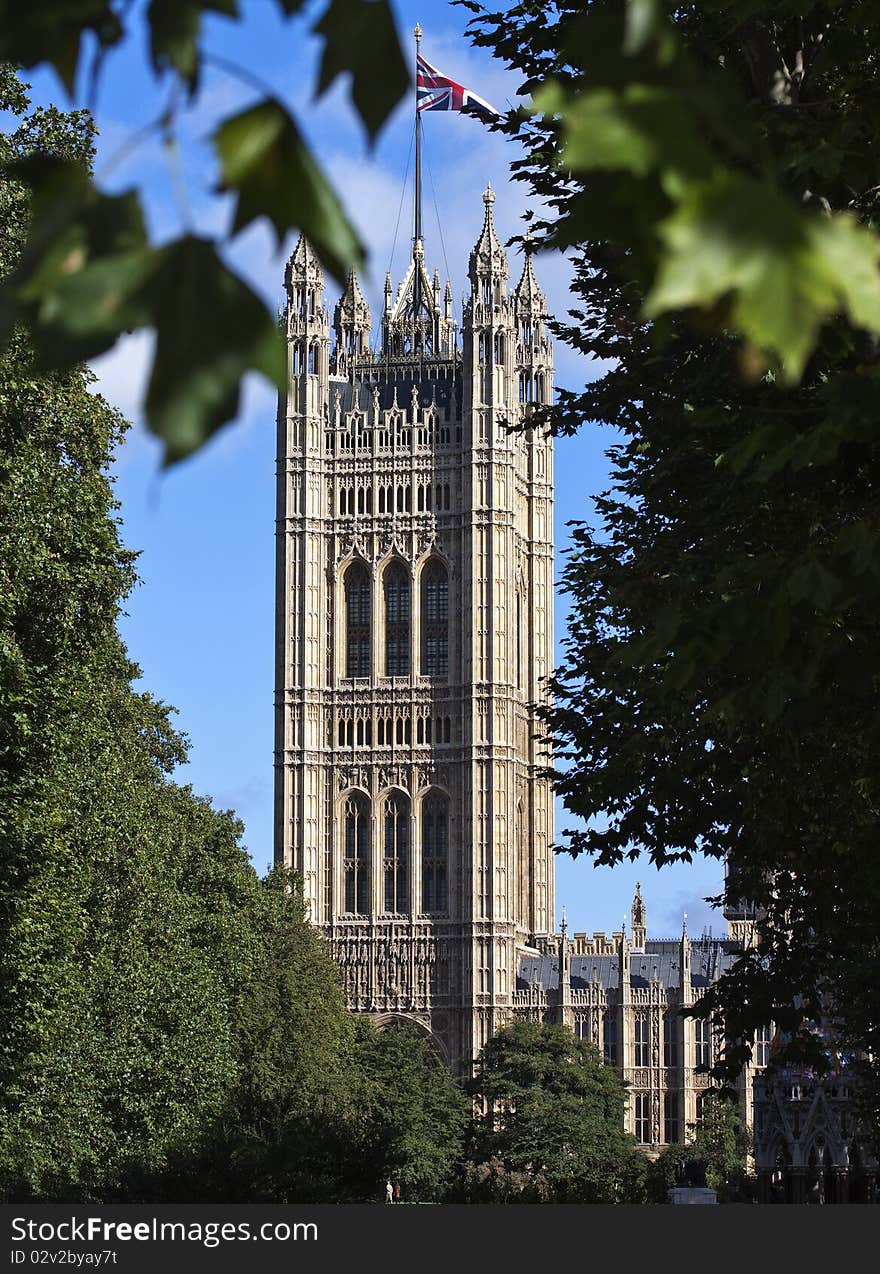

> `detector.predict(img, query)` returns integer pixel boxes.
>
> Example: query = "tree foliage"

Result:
[464,0,880,1116]
[341,1020,470,1203]
[0,75,357,1201]
[466,1021,645,1202]
[0,0,408,463]
[646,1094,753,1203]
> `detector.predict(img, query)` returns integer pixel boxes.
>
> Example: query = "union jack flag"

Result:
[416,53,500,119]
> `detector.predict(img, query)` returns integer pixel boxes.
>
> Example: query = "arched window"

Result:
[343,792,370,914]
[421,560,448,676]
[384,562,410,676]
[422,792,448,913]
[383,792,409,912]
[344,562,371,678]
[634,1013,649,1066]
[695,1018,711,1069]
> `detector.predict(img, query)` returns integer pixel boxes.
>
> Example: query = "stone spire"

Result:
[333,268,371,373]
[469,183,508,287]
[631,882,646,950]
[285,234,324,291]
[514,231,545,312]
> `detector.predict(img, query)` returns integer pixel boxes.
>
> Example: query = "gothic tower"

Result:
[274,188,555,1072]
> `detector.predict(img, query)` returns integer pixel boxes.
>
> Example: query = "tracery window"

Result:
[384,562,410,676]
[635,1093,650,1144]
[422,792,448,914]
[344,562,371,678]
[634,1013,649,1066]
[664,1092,679,1144]
[421,559,448,676]
[695,1018,711,1069]
[383,792,409,913]
[343,792,370,915]
[663,1012,679,1068]
[603,1011,618,1065]
[755,1023,772,1068]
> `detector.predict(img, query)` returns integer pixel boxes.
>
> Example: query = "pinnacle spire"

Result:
[514,230,545,311]
[469,182,508,285]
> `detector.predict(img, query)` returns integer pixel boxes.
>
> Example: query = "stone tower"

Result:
[274,187,555,1072]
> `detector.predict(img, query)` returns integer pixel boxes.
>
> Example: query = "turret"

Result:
[284,235,329,423]
[332,268,371,376]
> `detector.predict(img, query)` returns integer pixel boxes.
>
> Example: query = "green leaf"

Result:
[313,0,409,142]
[146,0,239,91]
[0,157,150,362]
[645,173,880,381]
[213,98,364,282]
[0,1,123,94]
[143,236,286,465]
[531,81,713,182]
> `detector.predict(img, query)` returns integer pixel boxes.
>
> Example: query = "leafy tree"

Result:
[647,1094,753,1203]
[467,1021,645,1202]
[0,72,355,1202]
[464,0,880,1123]
[342,1019,470,1203]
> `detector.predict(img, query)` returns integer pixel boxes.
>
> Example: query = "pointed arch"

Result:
[382,790,410,913]
[383,559,410,676]
[421,557,449,677]
[344,560,371,677]
[422,789,449,914]
[343,790,370,915]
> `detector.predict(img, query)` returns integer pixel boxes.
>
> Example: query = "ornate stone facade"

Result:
[517,886,766,1152]
[274,189,555,1072]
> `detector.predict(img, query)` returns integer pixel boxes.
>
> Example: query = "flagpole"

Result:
[413,23,423,321]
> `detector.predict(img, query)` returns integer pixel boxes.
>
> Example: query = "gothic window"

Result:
[519,372,533,403]
[493,332,505,363]
[664,1092,679,1144]
[755,1023,772,1067]
[663,1012,679,1068]
[536,371,546,402]
[307,342,317,375]
[343,792,370,915]
[421,559,449,676]
[422,792,449,914]
[634,1013,649,1066]
[574,1017,589,1040]
[695,1018,711,1069]
[344,562,371,678]
[383,792,409,913]
[635,1093,650,1144]
[603,1011,618,1065]
[384,562,410,676]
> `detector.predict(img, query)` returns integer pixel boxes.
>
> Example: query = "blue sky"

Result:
[20,0,725,940]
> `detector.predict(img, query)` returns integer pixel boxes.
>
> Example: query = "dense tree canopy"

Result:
[466,1022,645,1202]
[0,70,357,1201]
[464,0,880,1134]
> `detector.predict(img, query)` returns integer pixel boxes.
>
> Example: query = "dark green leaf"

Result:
[143,236,285,464]
[0,1,122,94]
[313,0,409,142]
[213,98,365,282]
[146,0,239,91]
